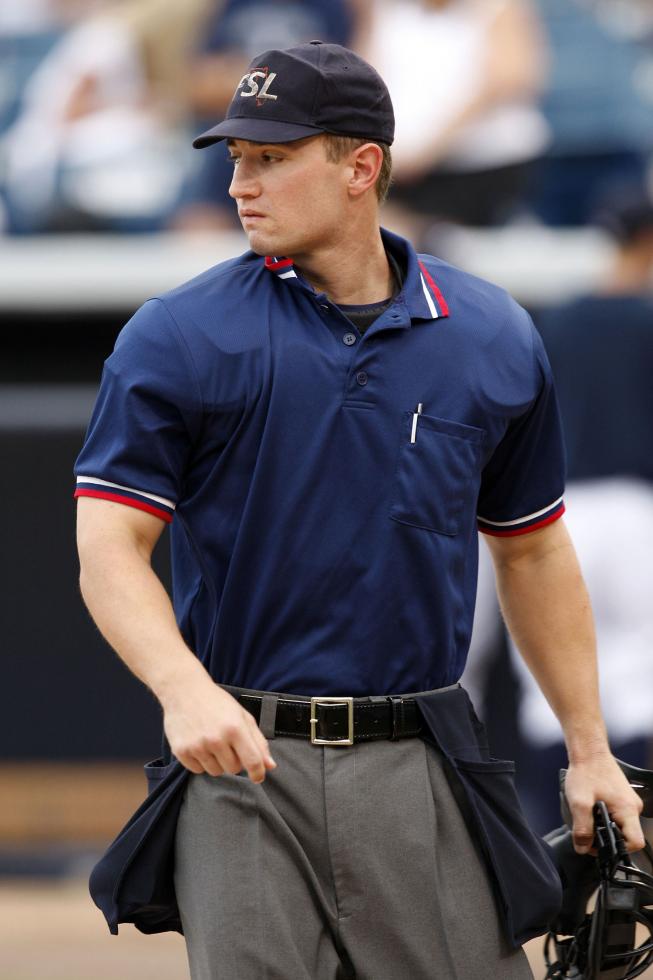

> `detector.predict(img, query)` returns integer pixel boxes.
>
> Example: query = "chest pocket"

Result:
[389,411,486,536]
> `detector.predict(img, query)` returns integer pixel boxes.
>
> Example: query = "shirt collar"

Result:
[263,227,450,324]
[264,256,298,279]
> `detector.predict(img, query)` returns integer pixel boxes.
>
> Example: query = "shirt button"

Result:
[343,332,357,346]
[356,371,368,386]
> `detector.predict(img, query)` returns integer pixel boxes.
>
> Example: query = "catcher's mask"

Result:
[544,760,653,980]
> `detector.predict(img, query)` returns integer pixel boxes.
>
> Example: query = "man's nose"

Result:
[228,161,260,200]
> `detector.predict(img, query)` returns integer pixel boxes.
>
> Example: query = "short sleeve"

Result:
[476,321,567,537]
[74,299,202,523]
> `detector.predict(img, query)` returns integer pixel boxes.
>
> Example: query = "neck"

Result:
[601,247,653,296]
[291,223,394,306]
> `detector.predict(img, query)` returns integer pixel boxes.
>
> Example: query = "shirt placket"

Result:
[300,278,410,401]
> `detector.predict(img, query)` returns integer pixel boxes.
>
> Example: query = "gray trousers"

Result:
[173,687,532,980]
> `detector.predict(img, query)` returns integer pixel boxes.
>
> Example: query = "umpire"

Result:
[74,41,643,980]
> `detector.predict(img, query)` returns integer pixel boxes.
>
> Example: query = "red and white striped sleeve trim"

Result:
[74,476,175,523]
[477,496,565,537]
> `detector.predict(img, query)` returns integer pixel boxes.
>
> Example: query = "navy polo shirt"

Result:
[74,228,566,696]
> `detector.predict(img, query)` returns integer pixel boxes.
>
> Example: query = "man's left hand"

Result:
[564,752,645,855]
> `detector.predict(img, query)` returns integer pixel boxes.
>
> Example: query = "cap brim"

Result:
[193,117,323,148]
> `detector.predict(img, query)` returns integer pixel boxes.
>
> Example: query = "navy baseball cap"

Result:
[193,40,394,149]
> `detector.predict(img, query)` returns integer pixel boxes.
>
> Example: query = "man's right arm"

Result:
[76,496,277,783]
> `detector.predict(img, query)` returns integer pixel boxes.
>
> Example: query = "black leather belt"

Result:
[238,693,423,745]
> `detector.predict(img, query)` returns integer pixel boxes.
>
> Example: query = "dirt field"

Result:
[6,876,650,980]
[0,878,187,980]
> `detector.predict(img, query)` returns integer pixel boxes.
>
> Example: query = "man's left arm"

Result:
[485,517,644,854]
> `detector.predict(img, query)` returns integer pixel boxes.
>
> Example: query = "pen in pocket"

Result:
[410,403,423,444]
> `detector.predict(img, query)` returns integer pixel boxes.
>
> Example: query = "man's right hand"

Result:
[76,498,277,784]
[161,676,277,783]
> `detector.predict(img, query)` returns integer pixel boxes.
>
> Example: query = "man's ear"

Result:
[348,142,383,198]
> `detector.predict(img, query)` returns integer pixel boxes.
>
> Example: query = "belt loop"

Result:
[387,695,403,740]
[259,694,278,739]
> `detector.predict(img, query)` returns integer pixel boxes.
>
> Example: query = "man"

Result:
[75,41,643,980]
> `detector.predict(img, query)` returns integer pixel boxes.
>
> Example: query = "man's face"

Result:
[227,135,348,259]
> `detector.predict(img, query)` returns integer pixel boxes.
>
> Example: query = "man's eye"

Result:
[263,154,282,163]
[228,156,240,165]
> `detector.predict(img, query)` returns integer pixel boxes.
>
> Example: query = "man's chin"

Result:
[245,229,291,259]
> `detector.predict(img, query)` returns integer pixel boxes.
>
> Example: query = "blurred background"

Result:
[1,0,653,976]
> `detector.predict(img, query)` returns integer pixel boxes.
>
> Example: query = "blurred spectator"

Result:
[0,1,75,209]
[590,0,653,42]
[2,0,209,233]
[362,0,549,243]
[529,0,653,226]
[509,190,653,832]
[170,0,363,232]
[0,0,91,34]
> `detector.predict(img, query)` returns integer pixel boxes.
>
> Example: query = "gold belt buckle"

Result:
[309,696,354,745]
